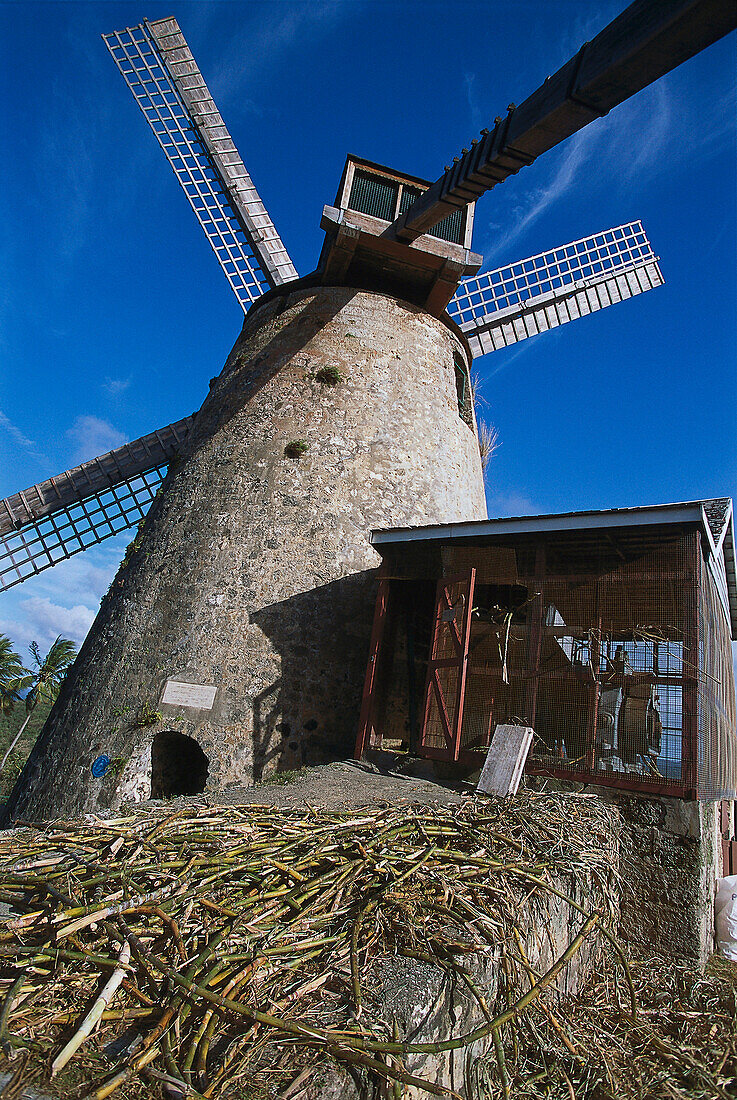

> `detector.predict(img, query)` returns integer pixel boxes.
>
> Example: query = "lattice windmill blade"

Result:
[0,418,192,594]
[448,221,664,358]
[103,17,298,311]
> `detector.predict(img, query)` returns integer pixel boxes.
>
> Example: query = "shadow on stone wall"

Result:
[250,569,379,780]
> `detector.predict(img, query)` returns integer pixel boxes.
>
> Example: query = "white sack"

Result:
[715,875,737,961]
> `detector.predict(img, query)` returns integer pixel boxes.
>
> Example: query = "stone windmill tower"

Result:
[2,0,734,821]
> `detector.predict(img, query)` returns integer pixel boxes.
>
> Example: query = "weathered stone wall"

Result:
[6,287,486,822]
[527,778,721,964]
[613,794,720,964]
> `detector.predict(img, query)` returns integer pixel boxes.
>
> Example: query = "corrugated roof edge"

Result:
[370,498,737,639]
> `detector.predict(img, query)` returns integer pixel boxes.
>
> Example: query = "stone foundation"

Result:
[299,851,613,1098]
[613,793,720,964]
[526,777,720,964]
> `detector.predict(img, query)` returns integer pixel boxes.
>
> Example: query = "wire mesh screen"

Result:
[349,172,399,221]
[698,559,737,799]
[400,185,465,244]
[348,172,466,244]
[430,533,702,793]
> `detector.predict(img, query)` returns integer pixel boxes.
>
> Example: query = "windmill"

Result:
[3,0,734,822]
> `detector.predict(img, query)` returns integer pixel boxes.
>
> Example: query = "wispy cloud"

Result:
[66,416,127,466]
[210,2,361,107]
[481,336,549,382]
[0,409,48,466]
[0,410,36,451]
[39,86,96,269]
[465,72,482,133]
[476,78,681,266]
[484,125,597,261]
[102,377,131,398]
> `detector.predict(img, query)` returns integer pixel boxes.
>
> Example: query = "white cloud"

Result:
[0,599,94,655]
[486,489,538,518]
[31,546,125,605]
[102,377,131,397]
[0,536,128,655]
[24,598,93,645]
[66,416,127,466]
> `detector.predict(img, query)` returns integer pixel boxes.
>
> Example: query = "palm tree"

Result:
[0,634,24,736]
[0,635,78,773]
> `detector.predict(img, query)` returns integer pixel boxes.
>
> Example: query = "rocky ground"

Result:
[126,752,471,816]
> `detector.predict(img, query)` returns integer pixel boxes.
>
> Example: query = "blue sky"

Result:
[0,0,735,654]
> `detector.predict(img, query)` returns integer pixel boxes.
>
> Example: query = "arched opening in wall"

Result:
[150,731,209,799]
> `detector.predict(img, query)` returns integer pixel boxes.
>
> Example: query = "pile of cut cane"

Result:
[0,793,732,1099]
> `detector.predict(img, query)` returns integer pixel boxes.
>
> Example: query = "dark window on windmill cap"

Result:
[347,163,465,245]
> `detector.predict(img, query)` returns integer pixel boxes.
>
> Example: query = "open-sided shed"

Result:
[355,499,737,802]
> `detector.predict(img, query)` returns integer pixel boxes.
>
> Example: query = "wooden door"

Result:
[419,571,476,761]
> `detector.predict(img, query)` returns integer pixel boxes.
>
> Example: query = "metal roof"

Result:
[371,498,737,639]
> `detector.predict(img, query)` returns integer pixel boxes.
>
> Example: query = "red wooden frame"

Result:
[418,570,476,762]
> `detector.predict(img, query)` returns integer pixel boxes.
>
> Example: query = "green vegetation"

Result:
[106,756,128,779]
[119,518,147,570]
[132,701,163,729]
[260,768,301,786]
[0,635,77,776]
[284,439,309,459]
[0,700,53,800]
[314,365,344,386]
[1,699,52,749]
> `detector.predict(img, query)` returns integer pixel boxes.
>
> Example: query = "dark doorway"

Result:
[150,731,209,799]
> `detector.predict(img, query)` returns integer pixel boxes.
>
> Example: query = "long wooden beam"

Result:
[390,0,737,242]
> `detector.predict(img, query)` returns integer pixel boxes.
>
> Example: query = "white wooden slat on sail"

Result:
[448,222,664,358]
[145,18,298,289]
[0,418,192,593]
[103,21,297,310]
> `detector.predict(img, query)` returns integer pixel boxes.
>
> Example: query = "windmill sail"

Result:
[103,18,298,309]
[0,418,192,594]
[391,0,737,242]
[448,222,663,358]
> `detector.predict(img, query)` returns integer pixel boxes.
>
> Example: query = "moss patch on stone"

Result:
[314,365,344,386]
[284,440,309,459]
